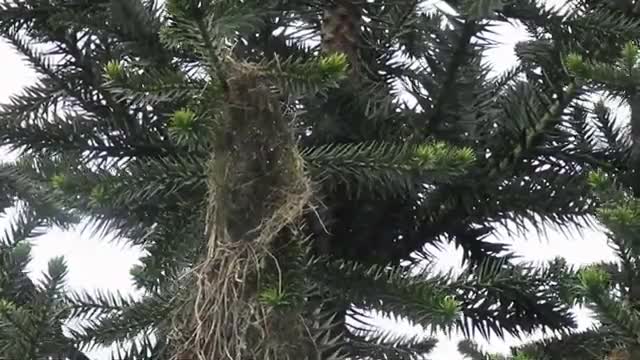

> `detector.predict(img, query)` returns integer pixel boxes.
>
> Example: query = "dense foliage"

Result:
[2,0,640,359]
[460,1,640,358]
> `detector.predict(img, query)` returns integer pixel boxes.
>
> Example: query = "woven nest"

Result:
[169,63,319,360]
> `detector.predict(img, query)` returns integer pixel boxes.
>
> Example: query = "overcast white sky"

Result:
[0,8,621,359]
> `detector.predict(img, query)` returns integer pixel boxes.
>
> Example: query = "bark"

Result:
[621,95,640,360]
[321,0,362,75]
[629,94,640,174]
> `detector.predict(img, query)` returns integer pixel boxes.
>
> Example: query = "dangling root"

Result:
[169,155,313,358]
[170,165,313,360]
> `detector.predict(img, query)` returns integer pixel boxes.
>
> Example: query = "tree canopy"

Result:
[2,0,640,359]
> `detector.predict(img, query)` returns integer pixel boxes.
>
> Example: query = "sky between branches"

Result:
[0,1,623,358]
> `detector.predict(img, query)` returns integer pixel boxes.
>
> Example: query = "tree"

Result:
[492,41,640,360]
[472,171,640,360]
[0,0,634,359]
[0,159,88,359]
[454,0,640,357]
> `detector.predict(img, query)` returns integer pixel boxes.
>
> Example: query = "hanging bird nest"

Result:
[169,62,319,360]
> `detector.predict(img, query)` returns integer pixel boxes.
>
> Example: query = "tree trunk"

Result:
[321,0,362,75]
[171,62,316,360]
[315,2,365,359]
[628,95,640,172]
